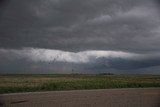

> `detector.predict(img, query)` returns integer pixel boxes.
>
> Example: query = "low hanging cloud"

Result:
[0,48,149,63]
[0,48,160,74]
[0,0,160,74]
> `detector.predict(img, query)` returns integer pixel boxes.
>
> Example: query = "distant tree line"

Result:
[99,73,114,75]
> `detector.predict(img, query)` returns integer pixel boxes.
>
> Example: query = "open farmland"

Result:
[0,74,160,94]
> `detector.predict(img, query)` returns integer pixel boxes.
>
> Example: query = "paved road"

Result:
[0,88,160,107]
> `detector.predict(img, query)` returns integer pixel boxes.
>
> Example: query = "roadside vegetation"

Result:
[0,74,160,94]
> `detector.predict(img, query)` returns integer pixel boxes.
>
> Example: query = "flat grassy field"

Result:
[0,74,160,94]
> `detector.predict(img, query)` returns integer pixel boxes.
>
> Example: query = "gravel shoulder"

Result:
[0,88,160,107]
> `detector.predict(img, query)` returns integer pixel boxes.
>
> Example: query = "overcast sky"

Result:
[0,0,160,74]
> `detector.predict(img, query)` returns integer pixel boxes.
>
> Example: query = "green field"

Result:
[0,74,160,94]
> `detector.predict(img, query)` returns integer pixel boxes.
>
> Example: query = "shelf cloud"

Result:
[0,48,142,63]
[0,0,160,74]
[0,48,160,74]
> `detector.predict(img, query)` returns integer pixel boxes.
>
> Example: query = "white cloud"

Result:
[0,48,155,63]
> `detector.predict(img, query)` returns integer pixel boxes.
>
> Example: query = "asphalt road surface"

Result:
[0,88,160,107]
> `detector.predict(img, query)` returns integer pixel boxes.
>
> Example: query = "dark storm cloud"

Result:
[0,48,160,74]
[87,57,160,70]
[0,0,160,53]
[0,0,160,74]
[0,49,160,74]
